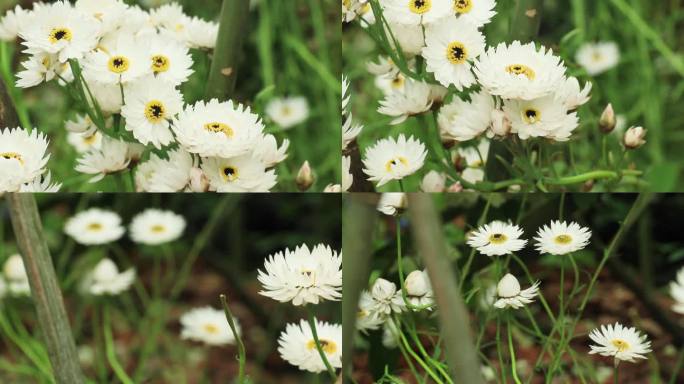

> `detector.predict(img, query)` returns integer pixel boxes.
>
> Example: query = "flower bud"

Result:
[490,109,511,137]
[323,184,341,193]
[3,254,27,281]
[377,193,407,216]
[446,182,464,193]
[371,278,397,301]
[295,161,314,191]
[188,167,209,192]
[420,171,446,192]
[623,126,647,149]
[92,258,120,282]
[496,273,521,298]
[405,270,431,297]
[599,103,616,133]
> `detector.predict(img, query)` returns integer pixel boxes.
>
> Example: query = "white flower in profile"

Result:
[405,269,434,309]
[64,208,125,245]
[671,267,684,314]
[19,1,100,63]
[375,72,407,95]
[184,17,219,50]
[421,170,446,192]
[378,79,433,125]
[438,90,495,142]
[377,193,408,216]
[493,273,540,309]
[576,42,620,76]
[503,95,579,141]
[357,291,386,332]
[452,0,497,28]
[172,99,264,158]
[75,137,133,182]
[623,126,647,149]
[278,318,342,373]
[382,0,452,26]
[367,55,401,78]
[129,209,186,245]
[83,34,150,84]
[555,76,592,110]
[82,258,135,295]
[180,306,238,346]
[0,127,50,192]
[135,148,195,192]
[121,75,184,148]
[342,116,363,150]
[149,3,189,35]
[3,254,30,295]
[366,278,405,316]
[253,134,289,168]
[362,135,427,187]
[15,52,73,88]
[0,5,30,42]
[534,220,591,255]
[588,322,651,363]
[19,172,62,192]
[467,220,527,256]
[258,244,342,306]
[422,16,485,89]
[144,34,194,86]
[266,96,310,129]
[67,131,103,153]
[201,155,277,193]
[323,184,342,193]
[474,41,567,100]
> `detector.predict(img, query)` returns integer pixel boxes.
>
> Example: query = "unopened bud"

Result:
[189,167,209,192]
[490,109,511,137]
[296,161,314,191]
[323,184,341,193]
[623,126,647,149]
[599,103,616,133]
[446,182,464,193]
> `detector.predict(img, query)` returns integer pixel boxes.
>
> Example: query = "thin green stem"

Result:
[220,294,247,383]
[103,306,134,384]
[668,347,684,384]
[508,319,523,384]
[306,307,337,381]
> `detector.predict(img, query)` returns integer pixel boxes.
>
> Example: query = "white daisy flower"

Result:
[362,135,427,187]
[16,52,73,88]
[0,5,30,42]
[113,5,156,39]
[0,127,50,192]
[342,155,353,192]
[493,273,540,309]
[467,220,527,256]
[253,134,289,168]
[374,72,407,95]
[74,0,128,35]
[67,131,103,153]
[377,193,408,216]
[258,244,342,306]
[365,278,406,316]
[382,0,453,26]
[503,95,579,141]
[144,34,194,86]
[81,258,135,296]
[405,269,434,309]
[75,137,135,183]
[555,76,592,110]
[180,306,238,346]
[129,209,185,245]
[135,148,195,192]
[670,267,684,314]
[201,155,277,193]
[266,96,310,129]
[420,170,446,192]
[357,291,386,332]
[422,16,485,89]
[149,3,190,36]
[121,76,183,148]
[172,99,264,158]
[83,35,150,84]
[576,42,620,76]
[452,0,497,28]
[588,322,651,363]
[377,79,433,125]
[19,1,100,63]
[474,41,567,100]
[438,90,495,142]
[19,172,62,192]
[64,208,125,245]
[278,319,342,373]
[533,220,591,255]
[3,254,30,296]
[184,17,219,50]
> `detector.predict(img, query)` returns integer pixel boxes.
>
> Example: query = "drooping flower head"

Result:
[493,273,540,309]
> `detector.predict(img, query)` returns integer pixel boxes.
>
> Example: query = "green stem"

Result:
[220,294,247,383]
[668,347,684,384]
[103,306,134,384]
[305,307,337,380]
[508,319,523,384]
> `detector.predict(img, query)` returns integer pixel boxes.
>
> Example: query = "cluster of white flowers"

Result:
[257,243,343,373]
[0,127,59,192]
[0,0,289,192]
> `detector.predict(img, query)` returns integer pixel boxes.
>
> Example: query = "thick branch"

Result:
[7,194,84,384]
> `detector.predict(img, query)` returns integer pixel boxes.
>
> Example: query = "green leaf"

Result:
[645,163,680,192]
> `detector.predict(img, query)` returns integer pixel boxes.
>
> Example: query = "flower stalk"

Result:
[305,306,336,380]
[220,294,247,383]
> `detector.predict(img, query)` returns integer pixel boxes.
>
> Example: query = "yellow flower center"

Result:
[41,56,51,68]
[391,74,405,89]
[151,55,170,73]
[204,122,234,138]
[48,27,72,43]
[306,339,337,355]
[87,222,103,231]
[489,233,508,244]
[281,106,292,116]
[108,56,130,74]
[592,52,604,62]
[220,166,239,182]
[522,108,541,124]
[83,134,98,145]
[150,225,166,233]
[446,41,468,64]
[611,339,630,352]
[408,0,431,14]
[144,100,166,123]
[454,0,473,13]
[506,64,536,80]
[0,152,23,165]
[554,234,572,244]
[385,157,408,172]
[203,324,220,335]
